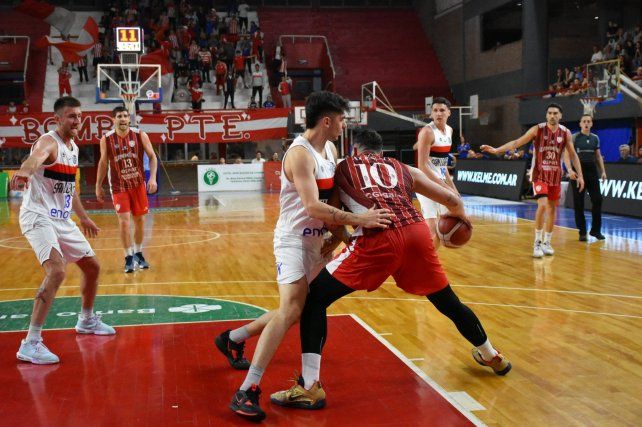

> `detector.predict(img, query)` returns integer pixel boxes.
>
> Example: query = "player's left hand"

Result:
[320,235,342,258]
[601,172,607,181]
[80,217,100,238]
[568,170,578,180]
[577,176,585,192]
[147,179,158,194]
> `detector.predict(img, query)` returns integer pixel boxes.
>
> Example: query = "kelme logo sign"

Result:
[203,169,219,186]
[0,295,266,332]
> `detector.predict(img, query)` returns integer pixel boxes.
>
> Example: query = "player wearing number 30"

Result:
[11,97,115,365]
[96,106,158,273]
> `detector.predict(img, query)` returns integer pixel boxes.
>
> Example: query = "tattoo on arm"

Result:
[328,206,350,224]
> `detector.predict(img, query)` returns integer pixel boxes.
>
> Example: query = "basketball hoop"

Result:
[580,97,603,117]
[121,93,137,116]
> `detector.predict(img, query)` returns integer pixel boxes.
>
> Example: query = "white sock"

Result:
[26,324,43,342]
[302,353,321,389]
[534,229,543,243]
[126,247,134,256]
[134,243,143,254]
[476,339,498,361]
[229,326,250,343]
[544,232,553,244]
[240,364,264,391]
[81,307,93,319]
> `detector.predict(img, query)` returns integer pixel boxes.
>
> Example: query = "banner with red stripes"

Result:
[0,109,289,148]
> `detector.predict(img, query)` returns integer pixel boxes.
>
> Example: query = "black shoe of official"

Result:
[579,233,587,241]
[589,231,606,240]
[216,330,250,370]
[124,255,135,273]
[230,384,266,422]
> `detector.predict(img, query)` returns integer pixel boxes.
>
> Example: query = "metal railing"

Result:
[0,36,30,99]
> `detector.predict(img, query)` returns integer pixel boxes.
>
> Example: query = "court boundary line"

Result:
[349,313,486,427]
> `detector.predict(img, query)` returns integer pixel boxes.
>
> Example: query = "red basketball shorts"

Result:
[326,221,449,296]
[112,183,149,216]
[533,181,561,201]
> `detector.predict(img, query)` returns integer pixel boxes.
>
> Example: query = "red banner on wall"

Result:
[0,109,289,148]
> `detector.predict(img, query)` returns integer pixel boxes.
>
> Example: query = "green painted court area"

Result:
[0,295,266,332]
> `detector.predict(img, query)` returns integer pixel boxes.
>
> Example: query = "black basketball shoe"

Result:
[229,384,266,422]
[215,330,250,370]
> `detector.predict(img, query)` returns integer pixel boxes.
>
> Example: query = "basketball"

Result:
[437,216,472,248]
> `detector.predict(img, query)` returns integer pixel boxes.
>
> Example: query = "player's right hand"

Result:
[442,211,472,230]
[95,186,104,203]
[479,145,496,155]
[10,172,29,191]
[360,207,393,229]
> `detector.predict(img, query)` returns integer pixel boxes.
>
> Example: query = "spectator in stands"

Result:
[188,40,200,71]
[263,95,275,108]
[238,3,249,32]
[633,66,642,85]
[278,75,292,108]
[591,45,604,63]
[251,151,265,164]
[77,55,89,83]
[58,63,72,97]
[617,144,637,163]
[190,152,200,161]
[271,152,280,161]
[189,81,204,112]
[215,58,227,96]
[92,38,103,78]
[224,71,236,109]
[199,46,212,83]
[251,64,264,106]
[637,146,642,164]
[234,50,248,88]
[457,135,470,159]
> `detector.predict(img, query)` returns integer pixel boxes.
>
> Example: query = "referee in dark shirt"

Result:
[569,115,607,241]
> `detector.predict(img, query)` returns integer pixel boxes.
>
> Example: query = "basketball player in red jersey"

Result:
[270,128,511,410]
[416,97,459,248]
[481,103,584,257]
[96,106,158,272]
[11,97,114,365]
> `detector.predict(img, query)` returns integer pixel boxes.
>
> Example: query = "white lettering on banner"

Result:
[456,170,518,186]
[600,179,642,200]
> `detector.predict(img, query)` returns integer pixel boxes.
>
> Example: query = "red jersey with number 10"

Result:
[104,128,145,193]
[334,153,424,230]
[532,122,570,185]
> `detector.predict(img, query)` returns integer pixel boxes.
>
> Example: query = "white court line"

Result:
[378,332,392,336]
[349,314,485,427]
[408,358,425,361]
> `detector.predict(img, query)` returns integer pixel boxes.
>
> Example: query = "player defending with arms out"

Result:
[270,129,511,410]
[218,92,392,422]
[416,97,459,248]
[11,96,115,365]
[481,103,584,257]
[96,106,158,272]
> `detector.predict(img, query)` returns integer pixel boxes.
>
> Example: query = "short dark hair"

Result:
[432,97,451,109]
[580,113,593,120]
[546,102,563,113]
[53,96,81,115]
[304,91,350,129]
[353,128,383,152]
[112,105,128,117]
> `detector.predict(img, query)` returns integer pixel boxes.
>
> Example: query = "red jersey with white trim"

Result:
[532,122,570,185]
[335,153,423,230]
[104,128,145,193]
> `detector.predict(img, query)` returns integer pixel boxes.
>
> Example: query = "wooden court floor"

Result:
[0,193,641,426]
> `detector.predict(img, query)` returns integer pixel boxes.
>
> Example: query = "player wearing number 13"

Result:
[11,97,114,365]
[96,106,158,273]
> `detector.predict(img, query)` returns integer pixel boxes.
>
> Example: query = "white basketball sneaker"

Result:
[533,240,544,258]
[75,313,116,335]
[17,339,60,364]
[541,241,555,256]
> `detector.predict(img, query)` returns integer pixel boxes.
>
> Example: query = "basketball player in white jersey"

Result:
[219,91,393,422]
[416,97,459,248]
[10,97,115,365]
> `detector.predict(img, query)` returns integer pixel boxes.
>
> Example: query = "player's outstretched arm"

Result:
[95,136,108,202]
[409,166,466,220]
[10,136,57,191]
[140,131,158,194]
[481,125,537,156]
[288,147,392,228]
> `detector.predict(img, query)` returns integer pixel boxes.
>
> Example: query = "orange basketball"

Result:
[437,216,472,248]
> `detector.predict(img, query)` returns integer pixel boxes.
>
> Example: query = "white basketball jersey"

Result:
[424,121,453,180]
[21,131,79,221]
[274,135,336,246]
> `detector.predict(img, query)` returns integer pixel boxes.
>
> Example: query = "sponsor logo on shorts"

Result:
[276,262,283,276]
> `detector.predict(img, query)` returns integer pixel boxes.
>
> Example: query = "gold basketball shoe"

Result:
[270,375,326,409]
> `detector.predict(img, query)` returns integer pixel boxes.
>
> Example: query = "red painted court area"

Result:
[0,315,474,426]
